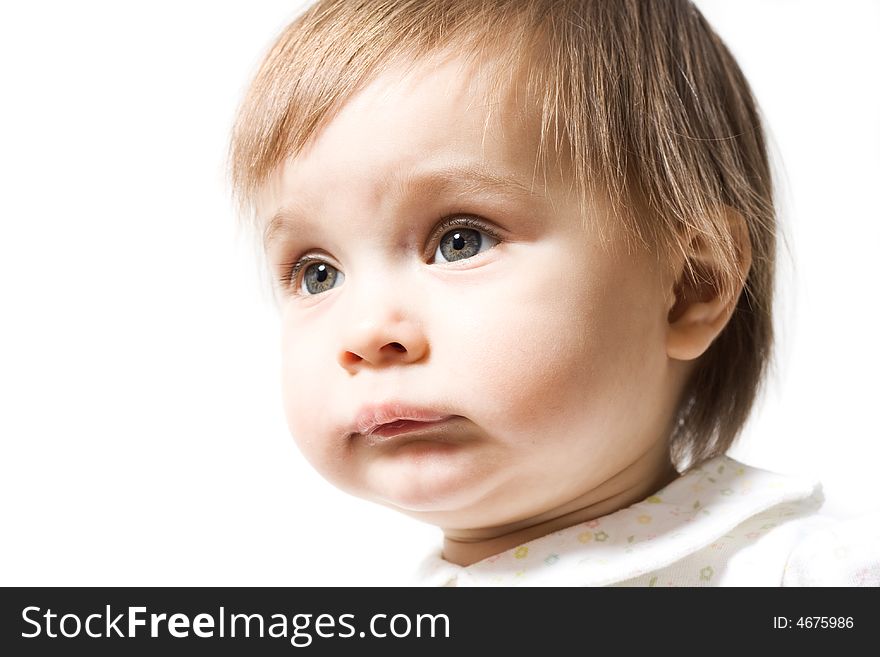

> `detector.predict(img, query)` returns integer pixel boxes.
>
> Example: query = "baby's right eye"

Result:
[294,260,345,296]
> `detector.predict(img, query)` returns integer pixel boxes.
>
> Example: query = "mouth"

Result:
[357,417,461,449]
[348,401,458,444]
[368,418,454,439]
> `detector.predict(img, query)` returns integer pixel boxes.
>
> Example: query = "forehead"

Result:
[258,51,558,244]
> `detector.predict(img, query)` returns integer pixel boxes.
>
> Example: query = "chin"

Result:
[363,449,495,515]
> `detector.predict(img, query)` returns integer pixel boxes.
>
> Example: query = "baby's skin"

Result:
[258,51,747,565]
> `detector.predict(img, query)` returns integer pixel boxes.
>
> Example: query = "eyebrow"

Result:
[262,163,545,252]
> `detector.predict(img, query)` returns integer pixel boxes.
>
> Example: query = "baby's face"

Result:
[260,53,679,530]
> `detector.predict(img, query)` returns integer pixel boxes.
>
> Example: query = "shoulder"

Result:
[613,456,829,586]
[782,509,880,586]
[615,476,828,586]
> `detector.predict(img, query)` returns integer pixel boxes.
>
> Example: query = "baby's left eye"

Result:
[434,227,499,263]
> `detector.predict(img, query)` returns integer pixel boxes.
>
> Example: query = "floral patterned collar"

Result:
[412,455,823,586]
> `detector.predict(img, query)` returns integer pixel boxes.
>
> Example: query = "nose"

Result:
[337,308,429,373]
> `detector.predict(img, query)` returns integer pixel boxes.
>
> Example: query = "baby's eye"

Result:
[434,227,499,263]
[285,217,500,297]
[301,262,344,295]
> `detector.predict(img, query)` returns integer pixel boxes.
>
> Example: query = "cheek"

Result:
[278,324,343,474]
[442,253,665,446]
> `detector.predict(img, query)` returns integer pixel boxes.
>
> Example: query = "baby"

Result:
[227,0,879,586]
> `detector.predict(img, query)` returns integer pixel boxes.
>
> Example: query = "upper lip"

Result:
[349,401,454,437]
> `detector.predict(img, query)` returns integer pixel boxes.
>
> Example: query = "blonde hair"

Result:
[228,0,777,472]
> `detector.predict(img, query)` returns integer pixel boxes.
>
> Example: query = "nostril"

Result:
[388,342,406,352]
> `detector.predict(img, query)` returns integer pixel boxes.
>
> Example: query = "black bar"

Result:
[1,587,874,655]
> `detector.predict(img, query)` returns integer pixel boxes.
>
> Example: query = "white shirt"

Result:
[412,455,880,586]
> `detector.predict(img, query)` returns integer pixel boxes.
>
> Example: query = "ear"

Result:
[666,207,752,361]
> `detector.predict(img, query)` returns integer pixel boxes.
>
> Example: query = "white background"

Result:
[1,0,878,586]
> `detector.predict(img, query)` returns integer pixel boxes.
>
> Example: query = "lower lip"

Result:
[369,418,453,439]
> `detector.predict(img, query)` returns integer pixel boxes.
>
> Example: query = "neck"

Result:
[441,440,680,566]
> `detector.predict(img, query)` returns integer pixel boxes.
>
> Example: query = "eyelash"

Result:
[277,215,502,296]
